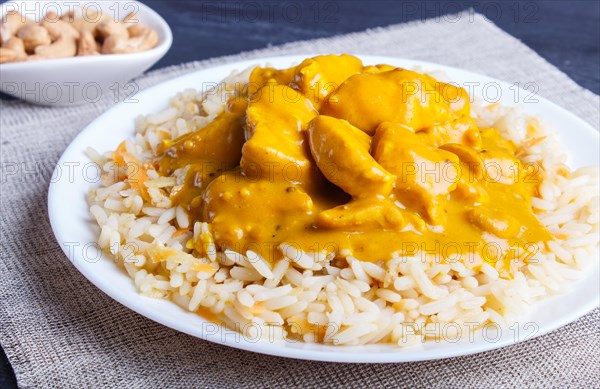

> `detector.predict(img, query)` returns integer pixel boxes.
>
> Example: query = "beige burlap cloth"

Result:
[1,12,599,388]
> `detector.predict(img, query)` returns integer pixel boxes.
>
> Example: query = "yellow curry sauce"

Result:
[154,54,551,275]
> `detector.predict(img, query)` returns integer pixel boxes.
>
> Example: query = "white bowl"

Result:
[0,0,172,106]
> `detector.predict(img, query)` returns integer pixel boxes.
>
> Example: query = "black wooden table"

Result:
[1,0,598,386]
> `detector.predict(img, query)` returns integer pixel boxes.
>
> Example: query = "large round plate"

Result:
[48,55,600,363]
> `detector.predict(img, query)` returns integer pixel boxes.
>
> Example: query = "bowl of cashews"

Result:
[0,0,172,106]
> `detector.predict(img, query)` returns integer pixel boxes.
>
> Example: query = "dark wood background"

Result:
[1,0,598,386]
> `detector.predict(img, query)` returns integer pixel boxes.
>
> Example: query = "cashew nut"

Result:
[34,36,77,58]
[123,12,137,24]
[16,24,51,53]
[97,19,129,39]
[42,19,80,40]
[0,36,27,62]
[102,25,158,54]
[77,29,99,56]
[128,24,150,38]
[25,54,45,62]
[32,18,80,59]
[60,11,75,22]
[0,47,17,63]
[0,11,30,43]
[43,11,61,24]
[0,39,26,63]
[70,10,109,34]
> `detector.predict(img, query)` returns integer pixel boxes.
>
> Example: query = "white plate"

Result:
[48,55,600,363]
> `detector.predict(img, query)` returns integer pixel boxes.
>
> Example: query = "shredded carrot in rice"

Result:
[113,141,151,202]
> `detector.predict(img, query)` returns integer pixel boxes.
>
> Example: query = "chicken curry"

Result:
[154,54,551,274]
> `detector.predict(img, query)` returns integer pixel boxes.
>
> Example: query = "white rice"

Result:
[86,68,599,346]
